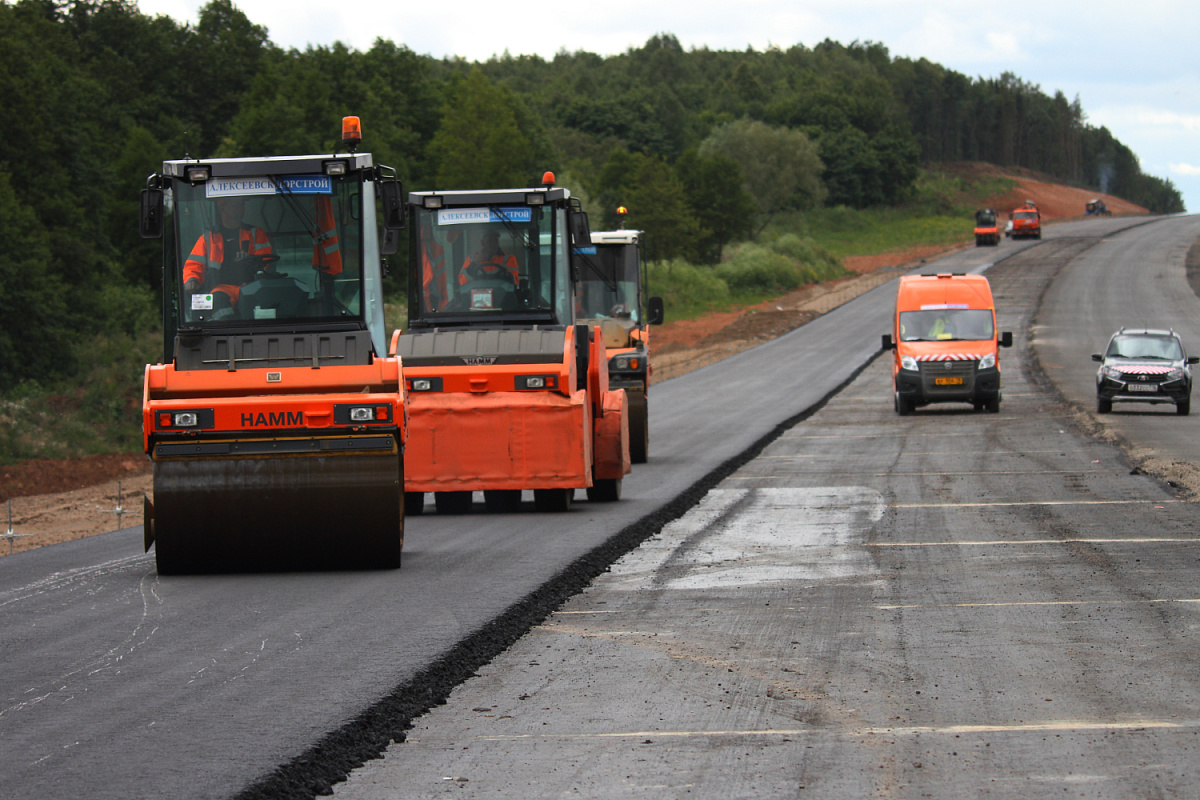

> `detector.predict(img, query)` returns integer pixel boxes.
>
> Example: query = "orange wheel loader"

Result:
[572,209,664,463]
[138,118,408,573]
[396,173,631,515]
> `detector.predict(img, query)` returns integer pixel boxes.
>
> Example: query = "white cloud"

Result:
[1171,164,1200,177]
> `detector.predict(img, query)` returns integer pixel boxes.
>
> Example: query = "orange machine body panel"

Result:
[401,325,628,492]
[143,358,406,452]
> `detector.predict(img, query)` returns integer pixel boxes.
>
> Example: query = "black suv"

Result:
[1092,328,1198,415]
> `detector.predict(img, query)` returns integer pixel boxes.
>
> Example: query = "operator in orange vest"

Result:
[420,221,448,310]
[183,196,274,308]
[458,229,518,286]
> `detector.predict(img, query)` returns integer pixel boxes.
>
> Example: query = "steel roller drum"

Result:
[148,447,403,574]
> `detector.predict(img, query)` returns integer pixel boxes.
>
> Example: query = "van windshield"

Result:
[899,309,995,342]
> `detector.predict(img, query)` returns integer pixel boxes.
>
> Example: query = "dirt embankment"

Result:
[0,166,1148,556]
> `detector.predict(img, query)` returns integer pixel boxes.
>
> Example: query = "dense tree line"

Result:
[0,0,1184,389]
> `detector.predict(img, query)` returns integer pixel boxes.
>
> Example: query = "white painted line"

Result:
[891,499,1181,508]
[414,719,1200,745]
[728,470,1104,478]
[876,599,1200,610]
[870,538,1200,547]
[755,451,1080,458]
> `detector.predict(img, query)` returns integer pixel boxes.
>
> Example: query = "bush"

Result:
[715,235,848,297]
[646,259,731,319]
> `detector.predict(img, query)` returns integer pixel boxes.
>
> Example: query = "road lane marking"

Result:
[755,451,1082,458]
[870,537,1200,547]
[875,599,1200,610]
[408,719,1200,744]
[890,500,1182,508]
[728,470,1104,478]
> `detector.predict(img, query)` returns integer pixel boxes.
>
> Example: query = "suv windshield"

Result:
[899,308,995,342]
[1107,334,1183,360]
[172,176,367,326]
[411,204,569,324]
[575,243,640,323]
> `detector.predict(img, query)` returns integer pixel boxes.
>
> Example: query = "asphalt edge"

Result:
[233,352,886,800]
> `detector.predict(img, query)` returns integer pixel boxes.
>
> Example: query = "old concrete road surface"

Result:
[335,221,1200,799]
[1037,214,1200,465]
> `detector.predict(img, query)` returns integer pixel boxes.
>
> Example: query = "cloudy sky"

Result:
[136,0,1200,212]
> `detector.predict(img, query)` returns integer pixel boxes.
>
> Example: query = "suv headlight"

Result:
[900,355,919,371]
[1166,368,1184,381]
[1101,366,1122,380]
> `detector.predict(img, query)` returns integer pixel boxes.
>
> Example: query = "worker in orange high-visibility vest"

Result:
[458,230,518,286]
[183,196,274,309]
[419,221,448,310]
[312,195,342,276]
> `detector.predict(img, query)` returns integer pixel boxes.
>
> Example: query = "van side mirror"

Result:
[1000,331,1013,348]
[140,187,164,239]
[881,334,894,350]
[647,296,664,325]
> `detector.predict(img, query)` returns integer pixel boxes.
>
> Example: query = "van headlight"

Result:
[978,353,996,370]
[900,355,919,371]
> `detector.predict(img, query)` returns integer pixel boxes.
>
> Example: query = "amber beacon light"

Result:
[342,116,362,151]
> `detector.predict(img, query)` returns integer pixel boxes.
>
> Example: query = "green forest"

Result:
[0,0,1186,459]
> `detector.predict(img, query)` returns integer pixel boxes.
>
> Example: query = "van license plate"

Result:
[1127,383,1158,392]
[934,377,963,386]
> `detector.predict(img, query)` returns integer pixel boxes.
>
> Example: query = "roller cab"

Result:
[398,175,630,515]
[139,126,408,573]
[573,217,664,463]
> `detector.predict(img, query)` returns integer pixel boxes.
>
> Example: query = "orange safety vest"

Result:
[312,195,342,276]
[459,253,519,286]
[422,238,447,310]
[184,226,273,306]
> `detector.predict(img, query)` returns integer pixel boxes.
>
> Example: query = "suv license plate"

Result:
[1127,383,1158,392]
[934,377,963,386]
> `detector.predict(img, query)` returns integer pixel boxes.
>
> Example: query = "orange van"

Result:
[882,273,1013,414]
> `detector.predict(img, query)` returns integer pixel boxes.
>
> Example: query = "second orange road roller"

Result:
[397,173,631,515]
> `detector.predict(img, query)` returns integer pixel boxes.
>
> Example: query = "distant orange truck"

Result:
[882,273,1013,414]
[1010,201,1041,239]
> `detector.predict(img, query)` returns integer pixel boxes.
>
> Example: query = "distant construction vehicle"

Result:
[974,208,1000,246]
[397,173,631,515]
[1009,201,1042,239]
[1085,199,1112,216]
[573,209,664,462]
[138,117,408,573]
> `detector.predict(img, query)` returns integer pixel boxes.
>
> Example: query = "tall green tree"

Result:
[428,68,551,189]
[674,149,756,263]
[699,119,826,228]
[595,149,701,262]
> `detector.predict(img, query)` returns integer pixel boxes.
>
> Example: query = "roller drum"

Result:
[151,451,403,574]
